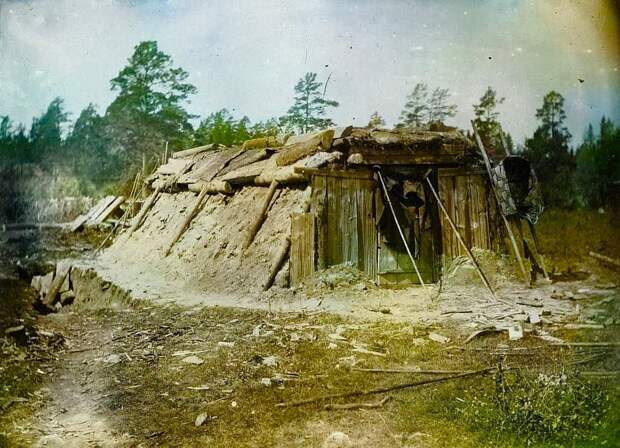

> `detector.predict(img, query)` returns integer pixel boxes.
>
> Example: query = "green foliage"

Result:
[398,83,457,128]
[64,104,123,194]
[428,87,457,123]
[282,72,339,133]
[399,83,429,128]
[459,370,617,447]
[367,111,386,128]
[106,40,197,169]
[29,97,70,162]
[473,87,509,158]
[576,117,620,207]
[524,91,575,207]
[194,109,250,147]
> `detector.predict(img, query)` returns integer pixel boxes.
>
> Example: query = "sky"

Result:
[0,0,618,145]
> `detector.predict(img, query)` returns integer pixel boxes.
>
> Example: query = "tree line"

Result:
[0,40,618,208]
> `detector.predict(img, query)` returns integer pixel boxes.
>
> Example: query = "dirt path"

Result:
[26,315,131,447]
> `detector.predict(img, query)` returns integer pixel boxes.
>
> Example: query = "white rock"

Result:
[103,354,121,365]
[181,355,204,365]
[261,356,278,367]
[428,332,450,344]
[195,413,208,427]
[508,324,523,341]
[323,431,351,448]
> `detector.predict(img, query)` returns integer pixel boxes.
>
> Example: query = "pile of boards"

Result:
[145,126,473,195]
[69,195,126,232]
[31,261,75,310]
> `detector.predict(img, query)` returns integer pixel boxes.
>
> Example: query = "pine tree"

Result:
[367,111,386,128]
[29,97,70,162]
[524,91,575,207]
[106,41,197,168]
[398,83,428,128]
[427,87,457,123]
[473,87,506,156]
[283,72,339,134]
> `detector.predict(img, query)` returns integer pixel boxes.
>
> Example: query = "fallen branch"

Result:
[351,368,477,375]
[324,395,391,411]
[589,251,620,269]
[275,367,496,408]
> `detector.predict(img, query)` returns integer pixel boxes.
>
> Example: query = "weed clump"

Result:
[458,368,618,446]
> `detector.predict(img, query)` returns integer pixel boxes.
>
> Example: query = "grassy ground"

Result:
[537,208,620,274]
[30,299,615,448]
[1,210,619,447]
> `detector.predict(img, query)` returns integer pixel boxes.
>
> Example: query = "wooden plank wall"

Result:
[312,174,377,279]
[290,212,315,286]
[438,170,493,260]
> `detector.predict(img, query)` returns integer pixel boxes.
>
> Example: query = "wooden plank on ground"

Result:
[89,196,125,225]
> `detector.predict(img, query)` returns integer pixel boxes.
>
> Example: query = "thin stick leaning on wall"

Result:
[375,169,431,296]
[424,171,497,302]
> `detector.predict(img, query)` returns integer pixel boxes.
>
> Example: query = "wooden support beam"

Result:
[164,185,210,256]
[126,186,162,238]
[243,180,279,250]
[263,236,291,291]
[187,180,232,194]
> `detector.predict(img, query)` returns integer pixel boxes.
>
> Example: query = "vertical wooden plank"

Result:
[290,212,315,286]
[326,176,338,266]
[312,175,328,269]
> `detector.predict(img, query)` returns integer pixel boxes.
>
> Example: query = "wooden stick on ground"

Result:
[275,367,496,408]
[351,368,477,375]
[471,121,529,284]
[243,179,279,250]
[424,174,497,302]
[164,184,210,256]
[324,396,391,411]
[589,251,620,269]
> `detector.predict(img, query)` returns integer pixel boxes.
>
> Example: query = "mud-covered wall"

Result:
[99,185,308,295]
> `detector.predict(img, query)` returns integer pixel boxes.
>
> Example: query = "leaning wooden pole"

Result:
[263,236,291,291]
[164,184,210,257]
[126,185,162,239]
[243,180,279,250]
[471,121,529,284]
[425,175,497,302]
[376,170,428,291]
[527,221,550,280]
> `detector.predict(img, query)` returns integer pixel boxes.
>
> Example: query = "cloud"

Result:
[0,0,618,143]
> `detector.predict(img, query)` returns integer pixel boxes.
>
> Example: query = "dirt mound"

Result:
[98,185,308,296]
[303,263,377,292]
